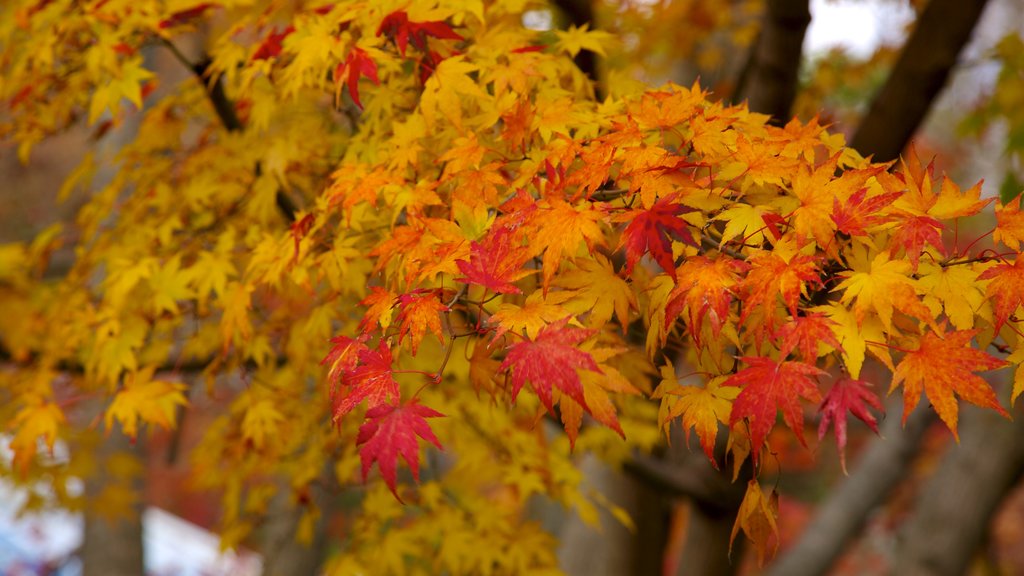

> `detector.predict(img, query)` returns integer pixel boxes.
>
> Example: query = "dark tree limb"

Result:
[850,0,991,162]
[739,0,811,125]
[550,0,603,99]
[765,398,933,576]
[892,402,1024,576]
[161,42,299,222]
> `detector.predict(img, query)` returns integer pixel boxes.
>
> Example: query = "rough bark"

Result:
[850,0,990,162]
[740,0,811,125]
[558,454,667,576]
[764,398,932,576]
[892,400,1024,576]
[260,477,332,576]
[81,432,146,576]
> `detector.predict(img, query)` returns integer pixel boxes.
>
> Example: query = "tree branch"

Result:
[739,0,811,124]
[850,0,991,162]
[765,398,933,576]
[161,42,299,222]
[893,400,1024,576]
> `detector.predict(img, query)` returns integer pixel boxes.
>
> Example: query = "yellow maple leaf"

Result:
[553,23,614,57]
[489,291,570,340]
[105,367,188,439]
[554,255,635,328]
[833,250,933,332]
[917,262,984,330]
[654,362,737,466]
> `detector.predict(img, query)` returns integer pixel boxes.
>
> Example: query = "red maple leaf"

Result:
[357,400,444,500]
[775,313,843,362]
[455,226,533,294]
[499,317,601,413]
[158,3,213,29]
[331,341,400,420]
[817,377,883,472]
[725,357,825,465]
[334,47,379,109]
[320,334,369,390]
[376,10,463,56]
[618,194,699,275]
[888,212,945,270]
[831,188,901,237]
[252,26,295,61]
[977,256,1024,334]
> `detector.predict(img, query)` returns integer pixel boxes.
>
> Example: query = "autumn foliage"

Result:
[1,0,1022,570]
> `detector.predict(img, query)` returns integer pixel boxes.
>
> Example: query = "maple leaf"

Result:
[105,368,188,439]
[455,226,532,294]
[834,250,933,332]
[654,363,738,467]
[617,193,698,275]
[331,341,400,420]
[978,256,1024,334]
[321,334,370,390]
[252,26,295,61]
[527,199,605,292]
[817,377,883,472]
[888,212,945,270]
[725,357,825,464]
[555,255,636,328]
[357,400,444,500]
[730,480,779,566]
[499,317,602,413]
[831,188,900,237]
[918,262,985,330]
[358,287,396,333]
[775,313,843,362]
[489,291,570,341]
[665,255,746,344]
[334,47,379,110]
[738,250,821,329]
[994,198,1024,250]
[891,329,1008,437]
[376,10,463,57]
[395,290,449,355]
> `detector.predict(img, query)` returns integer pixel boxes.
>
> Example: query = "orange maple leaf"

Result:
[725,357,825,465]
[737,251,821,332]
[730,480,779,566]
[891,329,1008,437]
[665,255,746,345]
[994,198,1024,250]
[776,313,844,362]
[978,257,1024,334]
[395,290,449,355]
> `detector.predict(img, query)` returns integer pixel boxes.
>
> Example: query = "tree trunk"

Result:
[81,432,146,576]
[558,454,667,576]
[850,0,990,162]
[765,398,932,576]
[893,399,1024,576]
[740,0,811,125]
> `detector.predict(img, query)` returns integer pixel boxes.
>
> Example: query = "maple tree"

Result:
[1,0,1024,573]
